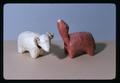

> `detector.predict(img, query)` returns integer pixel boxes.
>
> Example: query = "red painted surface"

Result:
[57,19,96,58]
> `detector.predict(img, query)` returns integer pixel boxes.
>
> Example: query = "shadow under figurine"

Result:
[57,19,96,58]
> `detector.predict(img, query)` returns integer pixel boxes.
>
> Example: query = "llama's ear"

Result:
[46,32,54,39]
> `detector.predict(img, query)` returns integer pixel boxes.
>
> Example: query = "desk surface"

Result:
[4,40,116,80]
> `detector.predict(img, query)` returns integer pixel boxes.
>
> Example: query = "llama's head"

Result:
[57,19,69,34]
[37,32,54,52]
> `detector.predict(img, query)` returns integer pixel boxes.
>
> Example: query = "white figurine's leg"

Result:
[30,48,39,59]
[18,46,25,53]
[39,48,44,55]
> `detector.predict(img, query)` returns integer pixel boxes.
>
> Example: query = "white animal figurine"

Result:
[18,31,54,59]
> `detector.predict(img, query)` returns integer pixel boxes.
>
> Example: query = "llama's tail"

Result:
[57,19,70,45]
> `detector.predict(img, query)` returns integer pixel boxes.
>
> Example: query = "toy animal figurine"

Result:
[18,31,54,59]
[57,19,96,58]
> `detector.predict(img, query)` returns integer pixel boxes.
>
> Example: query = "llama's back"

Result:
[69,32,96,55]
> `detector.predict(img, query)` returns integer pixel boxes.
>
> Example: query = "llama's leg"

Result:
[67,49,75,58]
[69,54,74,58]
[86,47,94,56]
[64,46,75,58]
[68,53,74,58]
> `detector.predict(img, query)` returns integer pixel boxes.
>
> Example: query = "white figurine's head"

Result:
[37,32,54,52]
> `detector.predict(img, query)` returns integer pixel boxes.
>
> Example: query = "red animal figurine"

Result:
[57,19,96,58]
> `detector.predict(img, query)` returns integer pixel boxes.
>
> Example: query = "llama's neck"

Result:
[59,32,70,46]
[57,19,70,46]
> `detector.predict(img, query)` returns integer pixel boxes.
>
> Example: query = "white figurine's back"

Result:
[18,31,39,48]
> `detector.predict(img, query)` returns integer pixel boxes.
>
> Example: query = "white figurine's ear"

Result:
[46,32,54,39]
[35,37,41,48]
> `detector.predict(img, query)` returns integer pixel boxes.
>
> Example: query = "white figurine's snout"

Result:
[39,34,52,52]
[41,42,50,52]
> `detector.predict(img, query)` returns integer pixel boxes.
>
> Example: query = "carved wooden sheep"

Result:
[57,19,96,58]
[18,31,54,58]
